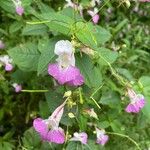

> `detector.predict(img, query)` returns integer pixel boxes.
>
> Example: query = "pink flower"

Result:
[70,132,88,144]
[5,63,13,71]
[16,5,24,16]
[87,8,100,24]
[96,128,109,146]
[48,40,84,86]
[12,83,22,93]
[0,40,5,49]
[33,101,66,144]
[12,0,24,16]
[125,89,145,113]
[0,55,13,72]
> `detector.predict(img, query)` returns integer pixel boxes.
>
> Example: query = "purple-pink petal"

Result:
[92,14,100,24]
[137,98,145,109]
[48,63,84,86]
[15,85,22,93]
[33,118,48,141]
[16,6,24,16]
[66,74,84,86]
[96,135,109,146]
[79,132,88,144]
[125,97,145,113]
[47,128,65,144]
[5,63,13,71]
[125,103,140,113]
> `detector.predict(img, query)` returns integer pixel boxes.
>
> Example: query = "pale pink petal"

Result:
[5,63,13,71]
[16,6,24,16]
[70,132,88,144]
[33,118,48,140]
[47,128,65,144]
[79,132,88,144]
[49,101,66,127]
[97,135,109,145]
[15,85,22,93]
[92,14,100,24]
[137,99,145,109]
[136,95,145,109]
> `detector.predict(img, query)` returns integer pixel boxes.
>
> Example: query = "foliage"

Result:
[0,0,150,150]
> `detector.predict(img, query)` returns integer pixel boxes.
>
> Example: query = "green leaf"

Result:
[37,1,54,13]
[9,21,23,34]
[45,90,63,113]
[22,128,51,149]
[97,121,110,129]
[66,142,83,150]
[76,54,102,88]
[110,120,124,133]
[139,76,150,119]
[75,22,98,49]
[45,88,72,126]
[97,48,118,66]
[0,0,15,13]
[22,24,48,35]
[66,141,100,150]
[75,22,111,49]
[37,38,57,75]
[8,43,40,71]
[100,91,121,108]
[35,12,74,35]
[116,68,134,81]
[39,100,50,118]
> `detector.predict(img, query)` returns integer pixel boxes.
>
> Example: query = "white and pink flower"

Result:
[87,7,100,24]
[70,132,88,144]
[12,0,24,16]
[125,88,145,113]
[0,55,13,71]
[12,83,22,93]
[96,128,109,146]
[48,40,84,86]
[33,101,66,144]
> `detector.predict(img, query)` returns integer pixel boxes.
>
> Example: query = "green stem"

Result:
[90,97,101,110]
[107,132,141,150]
[26,20,51,24]
[21,89,49,93]
[79,87,84,104]
[90,84,104,98]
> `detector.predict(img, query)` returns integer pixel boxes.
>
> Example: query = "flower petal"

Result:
[125,103,140,113]
[33,118,48,140]
[54,40,73,55]
[96,135,109,146]
[5,63,13,71]
[47,128,65,144]
[67,74,84,86]
[48,63,84,86]
[49,101,66,127]
[70,132,88,144]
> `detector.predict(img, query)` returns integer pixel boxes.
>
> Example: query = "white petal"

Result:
[54,40,73,55]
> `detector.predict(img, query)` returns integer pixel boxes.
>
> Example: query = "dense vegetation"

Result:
[0,0,150,149]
